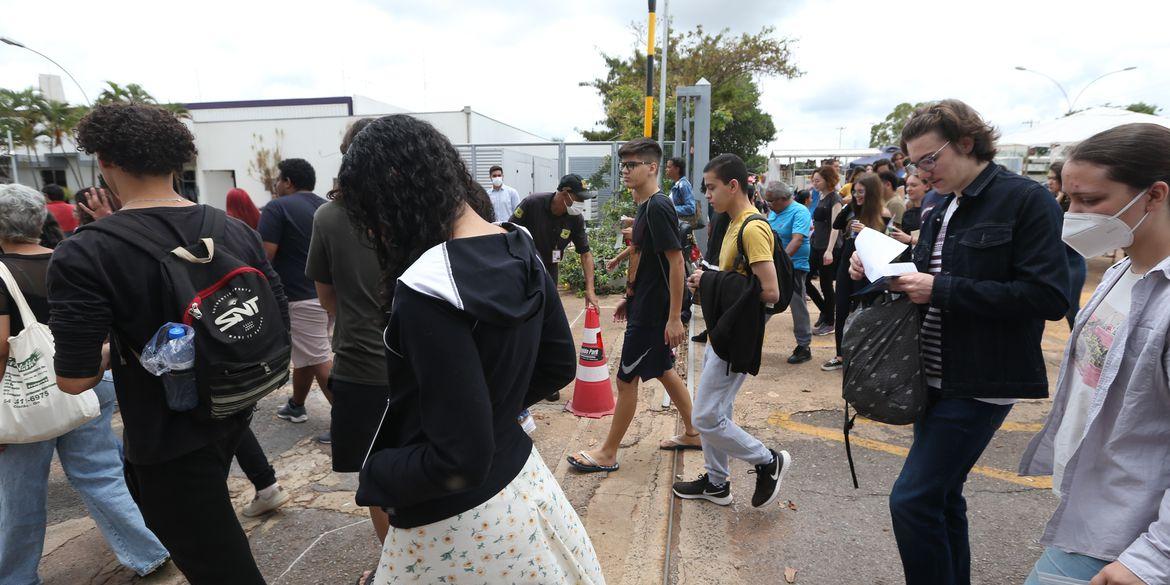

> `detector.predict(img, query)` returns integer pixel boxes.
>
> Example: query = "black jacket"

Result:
[699,269,766,375]
[356,224,576,528]
[913,163,1069,399]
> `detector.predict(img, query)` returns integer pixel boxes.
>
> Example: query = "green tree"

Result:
[869,102,927,148]
[580,25,801,169]
[96,81,191,119]
[1,88,49,188]
[38,99,88,188]
[1125,101,1161,115]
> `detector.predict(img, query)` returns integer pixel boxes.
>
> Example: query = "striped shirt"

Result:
[921,201,956,383]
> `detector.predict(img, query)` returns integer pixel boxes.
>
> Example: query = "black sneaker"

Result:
[750,449,792,508]
[787,345,812,364]
[545,391,561,402]
[672,473,732,506]
[820,357,844,371]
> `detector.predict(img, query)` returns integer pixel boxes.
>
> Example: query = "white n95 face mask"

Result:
[566,202,585,216]
[491,177,504,188]
[1062,187,1150,258]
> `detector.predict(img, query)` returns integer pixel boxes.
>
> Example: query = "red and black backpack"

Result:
[80,206,290,420]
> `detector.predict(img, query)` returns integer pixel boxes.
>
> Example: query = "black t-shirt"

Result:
[508,193,590,282]
[811,191,843,250]
[629,192,681,326]
[48,206,289,465]
[258,191,326,301]
[0,253,51,336]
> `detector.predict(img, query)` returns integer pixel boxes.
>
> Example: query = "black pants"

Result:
[808,246,836,322]
[235,426,277,491]
[124,424,266,585]
[833,250,860,356]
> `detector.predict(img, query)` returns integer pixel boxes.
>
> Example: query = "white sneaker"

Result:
[242,484,290,517]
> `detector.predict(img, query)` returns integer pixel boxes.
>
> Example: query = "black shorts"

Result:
[328,378,390,473]
[616,323,675,383]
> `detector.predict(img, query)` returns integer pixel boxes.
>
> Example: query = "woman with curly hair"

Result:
[343,115,605,585]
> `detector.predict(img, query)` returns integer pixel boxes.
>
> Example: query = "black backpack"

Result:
[839,292,927,487]
[733,214,795,314]
[80,206,291,421]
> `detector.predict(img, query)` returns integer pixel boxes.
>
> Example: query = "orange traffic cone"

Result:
[566,305,615,418]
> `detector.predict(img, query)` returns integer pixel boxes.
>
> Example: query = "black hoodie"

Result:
[355,224,577,528]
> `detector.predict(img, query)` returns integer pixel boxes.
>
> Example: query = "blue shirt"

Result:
[768,202,811,272]
[258,191,327,301]
[486,185,521,223]
[670,176,695,217]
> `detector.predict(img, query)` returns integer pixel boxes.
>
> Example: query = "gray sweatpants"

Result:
[791,270,812,348]
[694,344,773,486]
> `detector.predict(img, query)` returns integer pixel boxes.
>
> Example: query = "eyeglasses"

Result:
[907,141,950,174]
[619,161,652,171]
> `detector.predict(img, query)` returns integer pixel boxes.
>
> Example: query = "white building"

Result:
[186,95,556,210]
[4,90,561,211]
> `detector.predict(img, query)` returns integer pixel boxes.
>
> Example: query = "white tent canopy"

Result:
[1000,107,1170,147]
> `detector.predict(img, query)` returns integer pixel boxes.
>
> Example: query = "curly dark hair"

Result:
[338,114,486,290]
[75,102,196,176]
[277,158,316,192]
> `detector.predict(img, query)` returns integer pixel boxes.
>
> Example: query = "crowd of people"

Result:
[0,96,1167,585]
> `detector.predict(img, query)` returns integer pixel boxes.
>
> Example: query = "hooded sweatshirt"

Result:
[355,224,577,528]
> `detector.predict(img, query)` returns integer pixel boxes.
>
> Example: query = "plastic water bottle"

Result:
[517,409,536,435]
[160,325,198,412]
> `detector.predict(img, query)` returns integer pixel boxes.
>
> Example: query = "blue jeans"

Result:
[889,395,1012,585]
[1024,547,1108,585]
[0,380,169,584]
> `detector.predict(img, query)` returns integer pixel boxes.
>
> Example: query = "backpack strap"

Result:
[78,213,177,260]
[843,400,860,489]
[734,213,769,273]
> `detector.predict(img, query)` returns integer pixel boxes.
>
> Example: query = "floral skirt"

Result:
[373,447,606,585]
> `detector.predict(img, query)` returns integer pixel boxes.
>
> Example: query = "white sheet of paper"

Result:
[855,227,917,282]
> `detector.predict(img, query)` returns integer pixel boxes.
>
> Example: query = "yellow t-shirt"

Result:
[719,208,774,275]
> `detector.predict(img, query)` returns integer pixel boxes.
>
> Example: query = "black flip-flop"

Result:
[356,568,376,585]
[567,451,619,473]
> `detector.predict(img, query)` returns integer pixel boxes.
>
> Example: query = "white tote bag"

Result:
[0,261,99,443]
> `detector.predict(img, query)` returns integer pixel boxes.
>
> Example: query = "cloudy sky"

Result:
[2,0,1167,153]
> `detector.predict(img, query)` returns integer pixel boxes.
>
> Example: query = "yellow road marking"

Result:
[848,416,1044,434]
[766,412,1052,490]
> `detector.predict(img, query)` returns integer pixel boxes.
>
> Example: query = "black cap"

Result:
[558,174,595,200]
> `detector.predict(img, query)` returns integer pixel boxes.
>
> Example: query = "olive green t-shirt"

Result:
[305,201,388,385]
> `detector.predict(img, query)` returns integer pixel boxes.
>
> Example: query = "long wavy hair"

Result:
[338,115,488,289]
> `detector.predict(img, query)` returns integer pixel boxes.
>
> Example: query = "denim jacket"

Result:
[1020,256,1170,585]
[912,163,1069,399]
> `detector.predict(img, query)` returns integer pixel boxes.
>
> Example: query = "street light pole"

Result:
[1015,66,1071,114]
[1015,65,1138,115]
[1071,66,1138,113]
[1,36,92,105]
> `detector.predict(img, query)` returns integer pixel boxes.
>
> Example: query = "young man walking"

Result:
[49,102,284,584]
[673,153,791,508]
[851,100,1069,585]
[261,159,334,432]
[567,138,700,472]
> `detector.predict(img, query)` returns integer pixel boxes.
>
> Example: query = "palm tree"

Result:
[96,81,189,119]
[5,88,49,189]
[39,99,87,188]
